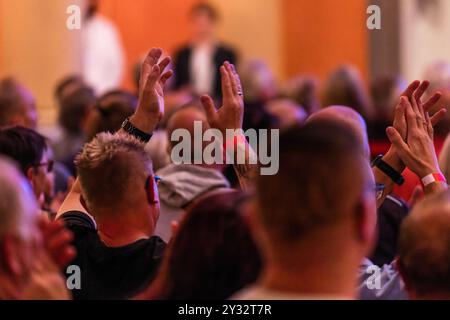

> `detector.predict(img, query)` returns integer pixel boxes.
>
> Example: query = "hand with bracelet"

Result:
[373,81,446,202]
[386,84,448,195]
[122,48,173,140]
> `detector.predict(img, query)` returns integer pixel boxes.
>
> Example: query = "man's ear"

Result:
[0,236,23,276]
[145,176,159,205]
[354,192,378,250]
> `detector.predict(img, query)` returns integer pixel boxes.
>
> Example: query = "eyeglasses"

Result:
[37,160,54,173]
[375,183,385,201]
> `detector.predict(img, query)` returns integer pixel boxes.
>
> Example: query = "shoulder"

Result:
[59,210,96,231]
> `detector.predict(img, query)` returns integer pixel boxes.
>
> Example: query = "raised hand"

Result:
[386,94,442,179]
[131,48,173,133]
[200,61,244,134]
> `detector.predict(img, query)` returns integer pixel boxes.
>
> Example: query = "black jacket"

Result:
[173,44,237,99]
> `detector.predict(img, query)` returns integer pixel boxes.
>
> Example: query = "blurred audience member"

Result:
[86,90,137,141]
[53,85,95,174]
[143,190,261,300]
[0,78,38,130]
[0,157,74,299]
[266,98,307,130]
[235,121,376,299]
[439,133,450,181]
[281,76,320,115]
[82,0,124,95]
[0,127,54,213]
[173,2,237,98]
[423,61,450,140]
[54,75,85,104]
[322,66,374,122]
[155,103,230,242]
[398,190,450,300]
[369,75,406,141]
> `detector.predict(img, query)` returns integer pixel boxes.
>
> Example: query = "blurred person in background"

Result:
[369,75,406,143]
[141,190,261,300]
[52,84,95,175]
[0,78,38,130]
[85,89,137,141]
[82,0,125,95]
[173,2,237,99]
[398,190,450,300]
[322,66,374,123]
[0,157,75,299]
[423,61,450,142]
[0,127,55,216]
[155,102,230,242]
[281,76,320,116]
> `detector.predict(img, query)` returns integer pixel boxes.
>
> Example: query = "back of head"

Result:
[322,66,373,121]
[0,126,47,175]
[54,75,84,103]
[86,90,137,140]
[307,106,370,159]
[281,76,320,115]
[370,75,405,122]
[240,60,277,103]
[398,190,450,299]
[59,85,95,135]
[166,102,210,161]
[75,132,153,216]
[0,157,37,240]
[256,120,371,243]
[0,78,35,129]
[149,190,261,299]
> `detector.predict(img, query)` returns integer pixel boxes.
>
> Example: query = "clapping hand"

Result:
[131,48,173,133]
[200,61,244,135]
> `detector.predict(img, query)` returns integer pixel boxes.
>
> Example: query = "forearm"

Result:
[230,136,259,191]
[56,179,87,219]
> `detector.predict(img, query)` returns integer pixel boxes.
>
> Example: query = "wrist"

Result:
[383,147,405,173]
[129,112,159,134]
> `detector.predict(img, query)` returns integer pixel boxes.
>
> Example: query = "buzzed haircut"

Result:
[75,132,153,213]
[398,190,450,296]
[0,126,48,175]
[0,78,24,127]
[190,2,219,22]
[256,121,367,241]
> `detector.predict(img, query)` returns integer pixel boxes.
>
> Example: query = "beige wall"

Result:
[0,0,82,125]
[211,0,283,82]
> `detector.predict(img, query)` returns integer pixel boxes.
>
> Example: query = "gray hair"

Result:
[0,157,37,239]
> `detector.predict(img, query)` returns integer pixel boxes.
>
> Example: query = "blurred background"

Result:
[0,0,449,127]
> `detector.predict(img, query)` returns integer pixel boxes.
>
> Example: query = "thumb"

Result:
[200,95,217,124]
[386,126,409,155]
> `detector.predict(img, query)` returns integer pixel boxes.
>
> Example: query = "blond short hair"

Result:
[75,132,153,212]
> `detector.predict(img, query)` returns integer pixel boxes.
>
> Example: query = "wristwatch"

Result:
[371,154,405,186]
[121,118,152,143]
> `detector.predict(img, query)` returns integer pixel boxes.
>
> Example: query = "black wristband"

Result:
[372,154,405,186]
[121,118,152,143]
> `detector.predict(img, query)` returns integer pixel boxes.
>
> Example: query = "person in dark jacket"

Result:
[173,2,237,99]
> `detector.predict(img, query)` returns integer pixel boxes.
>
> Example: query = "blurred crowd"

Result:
[1,2,450,300]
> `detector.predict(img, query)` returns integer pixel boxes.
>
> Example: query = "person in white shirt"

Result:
[81,0,124,95]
